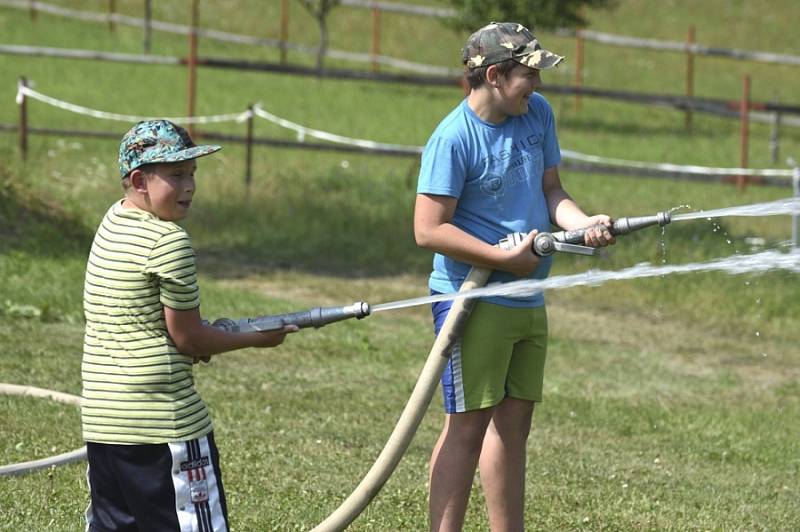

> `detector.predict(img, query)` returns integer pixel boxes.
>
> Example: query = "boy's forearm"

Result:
[175,325,263,357]
[164,306,288,357]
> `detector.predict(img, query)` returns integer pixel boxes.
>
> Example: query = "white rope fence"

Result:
[17,82,252,125]
[251,104,794,179]
[560,150,795,178]
[252,104,422,154]
[15,84,796,180]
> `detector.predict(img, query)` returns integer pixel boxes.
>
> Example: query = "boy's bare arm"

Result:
[414,193,540,277]
[541,166,615,247]
[164,306,298,358]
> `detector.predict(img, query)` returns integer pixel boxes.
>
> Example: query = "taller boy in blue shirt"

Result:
[415,22,615,531]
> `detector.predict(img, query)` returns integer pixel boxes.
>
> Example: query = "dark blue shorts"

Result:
[85,431,229,532]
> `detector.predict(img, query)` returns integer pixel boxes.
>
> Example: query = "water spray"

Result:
[499,211,672,256]
[209,301,371,332]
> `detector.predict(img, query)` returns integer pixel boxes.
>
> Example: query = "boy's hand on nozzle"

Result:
[503,230,541,277]
[583,215,616,248]
[252,324,299,348]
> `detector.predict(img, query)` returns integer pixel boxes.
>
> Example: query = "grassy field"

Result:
[1,1,799,530]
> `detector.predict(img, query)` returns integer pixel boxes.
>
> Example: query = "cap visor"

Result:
[153,145,222,165]
[518,50,564,70]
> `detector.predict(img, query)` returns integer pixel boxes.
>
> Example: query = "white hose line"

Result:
[0,383,87,477]
[312,266,491,532]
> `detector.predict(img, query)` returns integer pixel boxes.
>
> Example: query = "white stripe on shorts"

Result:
[169,435,228,532]
[451,338,466,412]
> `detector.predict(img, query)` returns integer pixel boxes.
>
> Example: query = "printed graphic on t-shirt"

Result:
[478,134,543,198]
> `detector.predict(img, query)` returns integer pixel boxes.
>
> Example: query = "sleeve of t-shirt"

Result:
[144,229,201,310]
[416,135,467,198]
[540,97,562,169]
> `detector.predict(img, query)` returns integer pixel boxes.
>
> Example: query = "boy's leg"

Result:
[479,397,535,532]
[86,443,138,532]
[429,299,519,531]
[429,408,495,532]
[478,305,547,531]
[85,432,229,532]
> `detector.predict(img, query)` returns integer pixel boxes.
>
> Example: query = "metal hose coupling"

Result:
[499,211,671,257]
[210,301,371,333]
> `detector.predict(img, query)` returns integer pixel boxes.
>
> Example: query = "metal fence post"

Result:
[792,163,800,251]
[738,74,751,191]
[575,29,584,111]
[144,0,153,54]
[245,105,254,188]
[371,6,381,72]
[685,25,695,130]
[108,0,117,32]
[187,0,199,138]
[770,110,780,164]
[280,0,289,64]
[18,77,28,161]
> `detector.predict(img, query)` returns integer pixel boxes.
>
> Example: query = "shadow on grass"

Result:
[0,166,93,257]
[188,166,431,280]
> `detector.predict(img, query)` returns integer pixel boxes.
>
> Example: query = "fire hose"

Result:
[1,212,670,529]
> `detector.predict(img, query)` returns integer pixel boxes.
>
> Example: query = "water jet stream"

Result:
[373,198,800,313]
[372,250,800,313]
[671,196,800,222]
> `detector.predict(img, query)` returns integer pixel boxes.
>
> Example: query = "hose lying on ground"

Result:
[0,383,87,477]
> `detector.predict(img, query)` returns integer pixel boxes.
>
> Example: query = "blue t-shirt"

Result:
[416,93,561,307]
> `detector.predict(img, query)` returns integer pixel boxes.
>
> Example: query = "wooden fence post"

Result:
[738,74,751,191]
[280,0,289,64]
[685,25,695,129]
[18,77,28,161]
[187,0,199,138]
[575,30,584,111]
[371,6,381,72]
[245,105,254,188]
[144,0,152,54]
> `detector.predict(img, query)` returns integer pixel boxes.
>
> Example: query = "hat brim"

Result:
[146,145,222,166]
[516,49,564,70]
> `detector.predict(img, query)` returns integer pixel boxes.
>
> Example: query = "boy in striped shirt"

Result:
[82,120,296,532]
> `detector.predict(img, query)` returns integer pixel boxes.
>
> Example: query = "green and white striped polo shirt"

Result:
[81,200,212,444]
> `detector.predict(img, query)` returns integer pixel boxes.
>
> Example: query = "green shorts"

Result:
[433,299,548,413]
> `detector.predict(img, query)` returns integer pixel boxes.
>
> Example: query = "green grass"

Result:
[1,0,799,530]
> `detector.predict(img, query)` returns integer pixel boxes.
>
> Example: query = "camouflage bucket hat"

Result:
[462,22,564,70]
[118,120,221,178]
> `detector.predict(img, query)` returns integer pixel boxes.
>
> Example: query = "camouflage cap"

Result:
[118,120,221,178]
[462,22,564,70]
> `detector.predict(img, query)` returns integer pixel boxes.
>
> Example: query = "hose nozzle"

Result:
[211,301,371,333]
[551,211,671,244]
[499,210,672,257]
